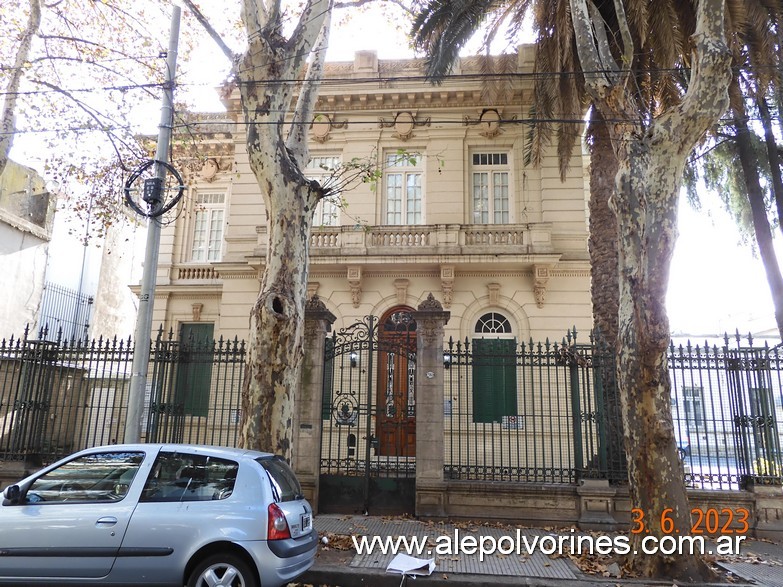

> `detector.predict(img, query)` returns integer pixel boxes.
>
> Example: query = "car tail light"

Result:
[267,503,291,540]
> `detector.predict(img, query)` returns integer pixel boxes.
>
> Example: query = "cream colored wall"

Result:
[153,49,593,345]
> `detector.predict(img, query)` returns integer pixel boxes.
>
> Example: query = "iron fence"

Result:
[1,324,782,492]
[0,326,245,465]
[444,330,783,490]
[37,282,94,342]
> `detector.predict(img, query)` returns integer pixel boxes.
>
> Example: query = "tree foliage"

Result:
[0,0,178,238]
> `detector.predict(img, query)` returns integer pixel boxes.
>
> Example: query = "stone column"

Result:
[295,296,335,510]
[412,293,450,517]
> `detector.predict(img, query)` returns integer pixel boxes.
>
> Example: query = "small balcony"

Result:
[305,223,552,257]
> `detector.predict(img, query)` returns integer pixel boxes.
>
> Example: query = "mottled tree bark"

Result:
[570,0,731,579]
[233,0,332,459]
[0,0,41,178]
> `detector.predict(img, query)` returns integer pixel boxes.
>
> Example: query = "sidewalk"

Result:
[296,514,783,587]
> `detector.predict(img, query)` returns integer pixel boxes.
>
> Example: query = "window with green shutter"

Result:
[177,323,214,417]
[472,337,517,423]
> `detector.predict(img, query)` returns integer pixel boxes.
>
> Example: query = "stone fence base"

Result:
[415,479,781,541]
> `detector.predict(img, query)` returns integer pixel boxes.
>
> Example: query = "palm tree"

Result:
[686,7,783,340]
[412,0,737,580]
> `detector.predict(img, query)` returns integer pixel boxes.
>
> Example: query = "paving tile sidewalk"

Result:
[296,514,783,587]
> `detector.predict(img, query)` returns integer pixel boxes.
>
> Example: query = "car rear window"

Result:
[141,452,239,502]
[257,457,302,502]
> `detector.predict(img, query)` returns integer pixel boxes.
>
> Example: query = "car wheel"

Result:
[187,553,258,587]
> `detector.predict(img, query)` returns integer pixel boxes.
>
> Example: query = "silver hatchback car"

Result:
[0,443,317,586]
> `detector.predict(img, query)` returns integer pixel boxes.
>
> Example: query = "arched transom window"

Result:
[475,312,512,335]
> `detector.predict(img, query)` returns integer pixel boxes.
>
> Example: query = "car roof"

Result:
[80,443,277,461]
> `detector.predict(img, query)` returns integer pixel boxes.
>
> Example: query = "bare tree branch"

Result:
[180,0,236,62]
[287,6,331,170]
[30,78,137,169]
[335,0,415,17]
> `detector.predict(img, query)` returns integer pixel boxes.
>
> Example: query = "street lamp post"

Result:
[124,6,182,443]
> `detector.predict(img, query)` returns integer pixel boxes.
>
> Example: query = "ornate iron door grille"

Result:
[319,313,417,514]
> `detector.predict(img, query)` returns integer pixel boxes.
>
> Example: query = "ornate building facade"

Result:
[150,46,592,348]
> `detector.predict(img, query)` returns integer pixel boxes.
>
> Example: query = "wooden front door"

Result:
[376,307,416,456]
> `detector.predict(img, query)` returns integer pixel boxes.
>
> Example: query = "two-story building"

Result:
[150,46,592,351]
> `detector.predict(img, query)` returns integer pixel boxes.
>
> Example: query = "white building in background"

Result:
[0,161,56,335]
[0,158,145,341]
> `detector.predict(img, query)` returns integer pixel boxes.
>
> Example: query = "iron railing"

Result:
[37,282,94,342]
[2,324,782,492]
[0,326,245,464]
[444,330,783,489]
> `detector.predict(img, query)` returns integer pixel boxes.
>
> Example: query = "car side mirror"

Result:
[3,485,20,504]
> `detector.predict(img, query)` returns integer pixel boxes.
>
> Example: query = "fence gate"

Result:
[319,309,417,515]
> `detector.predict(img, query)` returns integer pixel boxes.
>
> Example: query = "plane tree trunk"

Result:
[570,0,731,579]
[0,0,41,178]
[233,0,332,458]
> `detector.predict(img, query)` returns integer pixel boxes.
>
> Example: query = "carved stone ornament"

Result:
[440,265,455,309]
[417,292,443,312]
[199,159,219,181]
[533,264,551,309]
[464,109,514,139]
[310,114,346,143]
[419,317,444,344]
[347,266,362,308]
[305,295,328,313]
[191,303,203,322]
[394,279,409,304]
[379,111,431,141]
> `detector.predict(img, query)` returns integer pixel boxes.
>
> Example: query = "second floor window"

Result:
[385,152,423,225]
[307,155,341,227]
[191,191,225,262]
[472,152,510,224]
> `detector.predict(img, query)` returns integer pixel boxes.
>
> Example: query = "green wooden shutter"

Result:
[472,338,517,423]
[178,323,214,417]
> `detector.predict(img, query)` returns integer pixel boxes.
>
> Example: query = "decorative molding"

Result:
[487,283,501,306]
[347,266,362,308]
[394,279,409,304]
[378,111,431,140]
[310,113,347,143]
[533,264,553,309]
[191,303,203,322]
[440,265,455,308]
[166,292,221,301]
[463,108,514,139]
[199,158,220,181]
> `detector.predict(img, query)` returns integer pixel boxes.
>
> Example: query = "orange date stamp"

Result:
[631,507,749,535]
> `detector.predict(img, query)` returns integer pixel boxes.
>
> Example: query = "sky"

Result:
[11,3,780,340]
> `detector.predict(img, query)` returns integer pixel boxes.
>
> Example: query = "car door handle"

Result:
[96,516,118,527]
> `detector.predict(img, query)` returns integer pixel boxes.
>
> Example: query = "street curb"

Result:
[298,564,755,587]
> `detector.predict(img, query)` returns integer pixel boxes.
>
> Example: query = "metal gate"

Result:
[319,310,417,515]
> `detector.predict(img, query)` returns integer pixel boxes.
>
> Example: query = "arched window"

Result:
[475,312,512,335]
[472,312,517,425]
